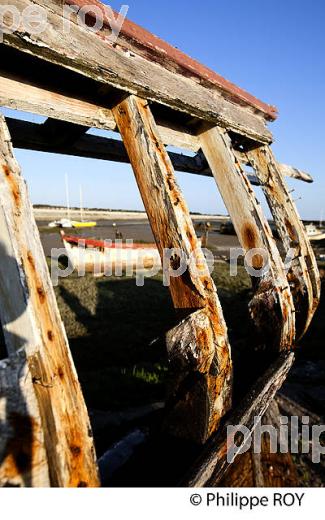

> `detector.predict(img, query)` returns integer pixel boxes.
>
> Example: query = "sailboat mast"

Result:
[65,174,71,220]
[80,185,84,222]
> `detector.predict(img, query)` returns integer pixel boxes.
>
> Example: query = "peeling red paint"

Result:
[65,0,277,121]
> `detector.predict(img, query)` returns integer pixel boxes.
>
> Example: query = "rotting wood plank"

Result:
[0,70,200,151]
[0,71,315,184]
[182,352,295,487]
[1,0,273,143]
[0,113,99,487]
[197,149,314,183]
[66,0,277,121]
[0,70,116,131]
[113,95,232,444]
[270,163,313,183]
[198,126,295,351]
[246,145,320,338]
[0,186,49,487]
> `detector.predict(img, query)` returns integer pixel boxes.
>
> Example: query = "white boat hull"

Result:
[62,235,161,274]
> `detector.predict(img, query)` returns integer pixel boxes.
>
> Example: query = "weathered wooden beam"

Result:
[246,145,320,338]
[0,70,116,131]
[219,399,299,487]
[0,114,99,487]
[113,95,232,444]
[0,71,313,184]
[183,352,295,487]
[276,163,313,183]
[198,126,295,351]
[2,0,273,143]
[190,150,314,184]
[0,70,200,151]
[66,0,277,121]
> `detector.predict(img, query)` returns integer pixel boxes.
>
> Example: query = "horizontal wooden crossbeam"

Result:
[4,117,314,184]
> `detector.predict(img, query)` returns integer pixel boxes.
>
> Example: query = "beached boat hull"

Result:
[61,232,161,273]
[71,221,97,229]
[305,224,325,242]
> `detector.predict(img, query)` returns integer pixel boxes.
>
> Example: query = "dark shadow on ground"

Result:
[57,276,176,412]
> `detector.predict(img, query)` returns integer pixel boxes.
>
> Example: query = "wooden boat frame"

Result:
[0,0,321,487]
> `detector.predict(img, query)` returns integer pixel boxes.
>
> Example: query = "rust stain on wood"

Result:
[21,248,98,486]
[242,223,258,250]
[247,145,320,339]
[285,218,298,244]
[2,164,20,209]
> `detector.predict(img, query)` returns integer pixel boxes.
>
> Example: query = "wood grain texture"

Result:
[113,95,232,444]
[247,145,320,339]
[198,126,295,351]
[66,0,278,120]
[1,0,272,143]
[0,114,99,487]
[0,71,115,131]
[183,352,295,487]
[0,70,200,151]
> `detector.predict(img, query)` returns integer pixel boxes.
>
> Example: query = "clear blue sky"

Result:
[4,0,325,219]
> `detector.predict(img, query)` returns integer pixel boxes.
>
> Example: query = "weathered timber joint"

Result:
[112,95,232,444]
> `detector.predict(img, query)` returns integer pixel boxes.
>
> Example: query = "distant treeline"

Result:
[33,204,146,213]
[33,204,222,216]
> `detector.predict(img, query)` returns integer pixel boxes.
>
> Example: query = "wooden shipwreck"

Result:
[0,0,321,487]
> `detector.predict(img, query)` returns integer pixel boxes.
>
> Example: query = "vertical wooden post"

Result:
[113,95,232,444]
[198,126,295,351]
[246,145,320,338]
[0,114,99,487]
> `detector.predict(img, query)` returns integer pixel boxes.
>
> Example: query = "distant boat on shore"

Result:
[60,231,161,274]
[48,218,97,229]
[48,177,97,229]
[305,223,325,242]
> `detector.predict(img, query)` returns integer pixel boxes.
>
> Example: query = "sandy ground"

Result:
[34,208,228,222]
